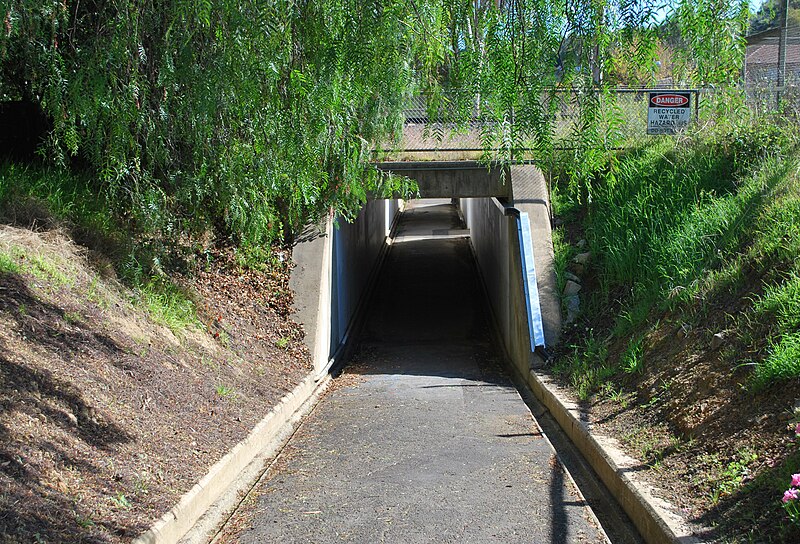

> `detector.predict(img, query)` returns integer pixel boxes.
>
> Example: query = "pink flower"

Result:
[795,422,800,436]
[783,489,799,503]
[793,474,800,488]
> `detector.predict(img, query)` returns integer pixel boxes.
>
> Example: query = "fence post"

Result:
[778,0,789,102]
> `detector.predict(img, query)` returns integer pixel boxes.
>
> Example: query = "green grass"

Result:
[0,163,204,334]
[215,384,235,399]
[0,251,20,274]
[552,119,800,390]
[621,335,645,374]
[28,254,72,287]
[710,449,759,505]
[552,331,614,399]
[135,279,199,334]
[0,162,116,238]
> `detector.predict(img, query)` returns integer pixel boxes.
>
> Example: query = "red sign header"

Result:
[650,93,690,107]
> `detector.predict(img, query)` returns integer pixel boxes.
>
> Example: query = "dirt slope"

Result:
[0,225,311,543]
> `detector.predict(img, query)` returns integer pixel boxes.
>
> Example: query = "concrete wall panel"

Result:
[329,199,401,364]
[460,197,533,377]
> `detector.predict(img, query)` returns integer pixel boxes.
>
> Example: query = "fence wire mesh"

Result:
[382,83,799,159]
[745,23,800,85]
[385,89,700,158]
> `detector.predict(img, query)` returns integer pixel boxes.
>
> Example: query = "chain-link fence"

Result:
[744,20,800,117]
[385,89,701,158]
[381,83,799,159]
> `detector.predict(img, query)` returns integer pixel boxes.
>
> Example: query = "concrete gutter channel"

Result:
[133,172,704,543]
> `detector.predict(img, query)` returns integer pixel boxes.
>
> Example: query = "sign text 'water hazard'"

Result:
[647,91,692,135]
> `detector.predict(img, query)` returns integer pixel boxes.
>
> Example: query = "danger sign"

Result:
[647,91,692,135]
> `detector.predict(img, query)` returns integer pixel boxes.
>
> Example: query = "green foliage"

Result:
[0,251,19,274]
[754,271,800,386]
[1,0,420,257]
[0,163,116,237]
[134,279,198,334]
[621,335,645,374]
[553,331,614,399]
[710,449,759,504]
[109,493,131,509]
[672,0,749,86]
[0,0,753,266]
[755,333,800,386]
[555,114,800,391]
[215,384,235,398]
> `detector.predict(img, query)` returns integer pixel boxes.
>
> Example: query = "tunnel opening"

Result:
[351,198,506,384]
[361,199,485,344]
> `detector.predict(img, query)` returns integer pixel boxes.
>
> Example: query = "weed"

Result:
[275,337,290,349]
[201,356,220,370]
[132,472,150,496]
[754,333,800,388]
[17,303,26,316]
[74,512,95,528]
[135,279,198,334]
[0,251,20,274]
[600,383,631,408]
[621,335,645,374]
[710,449,759,504]
[29,254,71,287]
[551,227,572,296]
[215,385,235,399]
[553,332,613,400]
[109,493,131,509]
[63,311,82,324]
[86,276,110,309]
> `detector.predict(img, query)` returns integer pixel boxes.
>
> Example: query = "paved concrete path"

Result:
[234,201,608,543]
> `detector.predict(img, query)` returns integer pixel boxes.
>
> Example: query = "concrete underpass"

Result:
[221,199,641,543]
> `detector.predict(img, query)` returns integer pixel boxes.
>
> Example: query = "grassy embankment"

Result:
[551,120,800,540]
[0,162,199,330]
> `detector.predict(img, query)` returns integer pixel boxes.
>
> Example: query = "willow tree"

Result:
[0,0,749,260]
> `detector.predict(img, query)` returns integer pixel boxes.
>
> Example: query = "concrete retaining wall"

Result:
[459,197,535,377]
[324,199,401,372]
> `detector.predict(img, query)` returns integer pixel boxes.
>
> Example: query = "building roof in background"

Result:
[746,40,800,65]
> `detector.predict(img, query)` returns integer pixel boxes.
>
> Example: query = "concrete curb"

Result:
[523,368,703,544]
[132,374,330,544]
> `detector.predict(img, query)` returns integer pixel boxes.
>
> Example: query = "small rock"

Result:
[66,412,78,426]
[711,331,728,350]
[569,262,585,276]
[677,323,691,338]
[573,252,591,265]
[565,295,581,324]
[564,271,580,283]
[577,239,587,249]
[563,280,582,297]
